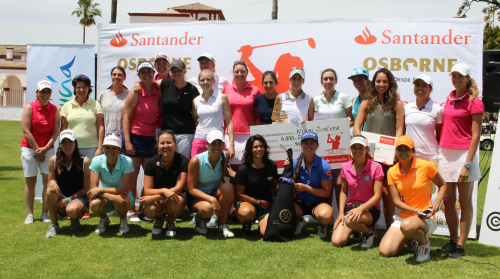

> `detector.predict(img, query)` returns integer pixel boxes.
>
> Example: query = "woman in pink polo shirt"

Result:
[331,136,383,248]
[223,60,261,168]
[123,61,161,222]
[437,63,484,258]
[21,80,60,224]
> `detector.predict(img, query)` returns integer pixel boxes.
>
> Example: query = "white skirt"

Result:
[224,133,250,165]
[437,147,480,182]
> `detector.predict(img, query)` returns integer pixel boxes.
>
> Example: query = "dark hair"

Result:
[107,66,128,90]
[156,130,177,153]
[262,71,278,84]
[56,139,83,175]
[72,75,93,97]
[321,68,337,81]
[242,135,270,165]
[366,68,400,113]
[233,60,249,72]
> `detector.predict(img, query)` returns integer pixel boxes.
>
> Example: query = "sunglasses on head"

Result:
[74,75,90,80]
[105,132,121,138]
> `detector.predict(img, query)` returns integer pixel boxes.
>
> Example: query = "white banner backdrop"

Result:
[27,45,95,201]
[27,44,95,107]
[97,18,483,105]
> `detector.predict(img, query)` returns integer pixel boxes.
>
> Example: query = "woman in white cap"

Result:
[99,66,128,135]
[60,75,104,160]
[191,69,235,157]
[45,130,91,238]
[331,135,382,248]
[152,53,172,138]
[379,136,447,263]
[272,67,314,124]
[21,80,60,224]
[186,130,235,238]
[123,61,160,222]
[88,133,135,234]
[188,53,230,94]
[140,131,188,237]
[436,63,484,258]
[348,67,371,122]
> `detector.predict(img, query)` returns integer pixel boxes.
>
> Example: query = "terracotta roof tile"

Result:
[171,2,221,11]
[0,62,26,69]
[0,45,27,56]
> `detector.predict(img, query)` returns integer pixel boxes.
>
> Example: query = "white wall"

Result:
[130,16,195,23]
[0,69,27,87]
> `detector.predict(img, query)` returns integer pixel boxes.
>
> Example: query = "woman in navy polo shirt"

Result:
[140,131,189,237]
[292,131,334,238]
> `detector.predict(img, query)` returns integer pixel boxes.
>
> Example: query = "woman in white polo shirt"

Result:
[272,67,314,124]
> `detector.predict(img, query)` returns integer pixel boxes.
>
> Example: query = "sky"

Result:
[0,0,495,46]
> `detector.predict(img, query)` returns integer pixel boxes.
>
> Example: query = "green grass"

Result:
[0,120,499,278]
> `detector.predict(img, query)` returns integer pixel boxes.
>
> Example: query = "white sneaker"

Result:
[416,238,431,262]
[361,229,375,248]
[218,223,234,238]
[95,217,110,234]
[24,214,34,225]
[407,239,419,251]
[166,223,177,237]
[128,212,140,223]
[152,219,164,235]
[41,213,51,223]
[195,216,207,234]
[207,215,218,228]
[107,210,119,217]
[119,218,129,234]
[295,219,307,235]
[317,225,327,238]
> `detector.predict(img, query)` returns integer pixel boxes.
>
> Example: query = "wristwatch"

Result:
[464,162,471,169]
[98,147,103,151]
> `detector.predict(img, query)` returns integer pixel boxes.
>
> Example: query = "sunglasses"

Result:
[74,75,90,80]
[449,93,469,105]
[105,132,121,138]
[279,177,294,184]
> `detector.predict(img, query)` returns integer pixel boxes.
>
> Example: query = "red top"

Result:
[130,84,160,137]
[21,100,57,149]
[440,90,485,150]
[223,83,261,134]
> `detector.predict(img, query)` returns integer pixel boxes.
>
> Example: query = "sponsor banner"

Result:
[27,45,96,107]
[98,19,483,104]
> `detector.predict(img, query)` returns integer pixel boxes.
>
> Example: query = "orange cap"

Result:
[395,135,414,149]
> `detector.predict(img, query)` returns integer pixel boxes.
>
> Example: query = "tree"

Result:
[111,0,117,24]
[456,0,500,49]
[272,0,278,20]
[72,0,102,44]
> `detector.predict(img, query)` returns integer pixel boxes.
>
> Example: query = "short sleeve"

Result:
[321,160,333,181]
[436,105,443,124]
[221,78,230,91]
[89,157,101,173]
[271,160,279,180]
[342,93,353,109]
[372,162,384,181]
[387,167,396,185]
[254,94,260,108]
[426,161,438,179]
[95,100,103,114]
[471,98,485,115]
[313,96,320,111]
[122,156,135,174]
[234,164,248,186]
[190,84,200,99]
[60,102,70,118]
[180,154,189,173]
[143,157,156,177]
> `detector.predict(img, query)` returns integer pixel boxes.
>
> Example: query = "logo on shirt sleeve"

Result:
[325,169,331,176]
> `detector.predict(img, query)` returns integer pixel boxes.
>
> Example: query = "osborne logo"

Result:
[110,31,127,47]
[355,26,377,45]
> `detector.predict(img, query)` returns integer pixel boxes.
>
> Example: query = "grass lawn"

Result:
[0,120,499,278]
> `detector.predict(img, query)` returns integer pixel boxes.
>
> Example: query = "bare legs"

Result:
[331,211,373,247]
[192,182,234,225]
[144,195,186,223]
[24,174,49,216]
[236,202,269,236]
[443,181,474,248]
[130,158,149,213]
[379,216,429,257]
[90,195,131,220]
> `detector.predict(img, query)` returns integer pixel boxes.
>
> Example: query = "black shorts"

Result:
[344,204,380,227]
[295,198,329,217]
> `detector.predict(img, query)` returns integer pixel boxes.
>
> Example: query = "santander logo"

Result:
[110,31,127,47]
[355,26,377,45]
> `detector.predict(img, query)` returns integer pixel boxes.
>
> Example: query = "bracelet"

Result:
[415,208,419,214]
[66,197,71,202]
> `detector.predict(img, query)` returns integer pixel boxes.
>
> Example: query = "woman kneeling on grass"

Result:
[45,130,91,238]
[88,133,135,234]
[140,130,188,237]
[187,130,235,238]
[235,135,278,236]
[331,135,383,248]
[379,136,446,263]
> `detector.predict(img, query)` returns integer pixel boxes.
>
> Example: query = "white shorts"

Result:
[175,134,194,158]
[225,133,250,165]
[437,147,480,182]
[21,147,54,177]
[390,215,437,236]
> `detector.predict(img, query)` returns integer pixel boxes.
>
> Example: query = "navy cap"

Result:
[301,131,318,142]
[348,67,369,79]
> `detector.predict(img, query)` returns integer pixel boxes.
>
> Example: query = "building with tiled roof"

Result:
[0,45,27,107]
[129,2,225,23]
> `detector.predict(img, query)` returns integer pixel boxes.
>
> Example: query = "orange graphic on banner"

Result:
[237,38,315,93]
[110,31,127,47]
[380,136,395,145]
[355,26,377,45]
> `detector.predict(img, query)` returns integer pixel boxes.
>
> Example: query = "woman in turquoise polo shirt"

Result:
[348,67,371,122]
[187,130,235,238]
[88,133,135,234]
[60,75,104,160]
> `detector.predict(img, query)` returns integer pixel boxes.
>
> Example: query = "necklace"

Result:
[175,86,184,99]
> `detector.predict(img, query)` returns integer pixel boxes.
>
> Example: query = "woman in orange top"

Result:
[379,136,446,263]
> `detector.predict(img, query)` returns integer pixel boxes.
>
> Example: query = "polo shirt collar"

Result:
[284,90,306,100]
[449,89,470,100]
[33,99,51,111]
[394,157,417,175]
[320,91,338,103]
[231,82,252,92]
[347,159,372,175]
[301,155,321,169]
[70,96,93,106]
[202,91,219,102]
[100,155,121,173]
[410,98,434,111]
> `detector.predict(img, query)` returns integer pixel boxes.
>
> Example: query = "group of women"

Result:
[21,53,483,262]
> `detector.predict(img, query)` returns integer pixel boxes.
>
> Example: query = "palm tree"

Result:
[72,0,102,44]
[272,0,278,20]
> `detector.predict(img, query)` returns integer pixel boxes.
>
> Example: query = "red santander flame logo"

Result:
[110,31,127,47]
[355,26,377,45]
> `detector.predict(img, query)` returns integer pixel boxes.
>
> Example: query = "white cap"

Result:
[103,133,122,149]
[154,53,169,63]
[137,62,155,73]
[37,80,52,91]
[413,74,433,87]
[59,129,76,143]
[198,53,215,62]
[207,130,224,144]
[450,63,470,76]
[289,68,305,80]
[350,136,369,147]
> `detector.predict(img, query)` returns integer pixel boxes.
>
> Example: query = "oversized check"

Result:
[361,131,397,164]
[250,119,351,169]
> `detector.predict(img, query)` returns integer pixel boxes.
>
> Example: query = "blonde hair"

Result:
[233,60,249,73]
[198,69,215,81]
[467,77,479,101]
